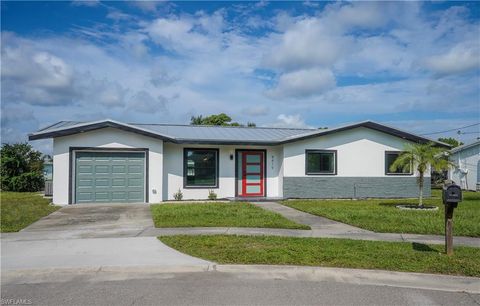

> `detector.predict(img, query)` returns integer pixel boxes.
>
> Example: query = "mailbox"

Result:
[442,183,462,207]
[442,182,462,256]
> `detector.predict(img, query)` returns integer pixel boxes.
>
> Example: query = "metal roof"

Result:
[28,119,450,147]
[449,140,480,154]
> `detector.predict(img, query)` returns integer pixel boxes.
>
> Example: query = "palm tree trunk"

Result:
[418,172,424,208]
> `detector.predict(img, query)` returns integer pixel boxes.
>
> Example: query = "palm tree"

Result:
[390,142,451,207]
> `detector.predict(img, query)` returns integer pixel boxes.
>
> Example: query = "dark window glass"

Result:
[185,149,218,187]
[385,152,411,174]
[306,151,336,174]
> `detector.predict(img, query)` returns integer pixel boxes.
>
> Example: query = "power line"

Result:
[421,123,480,136]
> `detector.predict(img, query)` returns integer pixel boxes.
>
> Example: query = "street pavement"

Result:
[2,270,480,306]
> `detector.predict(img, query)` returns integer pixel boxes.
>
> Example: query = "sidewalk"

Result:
[4,225,480,247]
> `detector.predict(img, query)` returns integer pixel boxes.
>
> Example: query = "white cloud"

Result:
[263,17,352,71]
[119,32,149,58]
[130,1,165,12]
[1,36,76,106]
[424,42,480,76]
[385,118,480,144]
[106,9,133,21]
[128,91,168,113]
[309,76,478,114]
[321,2,390,30]
[146,18,210,54]
[71,0,100,7]
[263,2,400,72]
[87,79,128,107]
[1,106,35,126]
[242,106,269,117]
[267,114,313,129]
[267,68,335,98]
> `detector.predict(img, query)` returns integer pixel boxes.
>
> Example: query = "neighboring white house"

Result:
[448,141,480,191]
[29,119,449,205]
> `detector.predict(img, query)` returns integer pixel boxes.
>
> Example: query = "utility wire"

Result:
[421,123,480,136]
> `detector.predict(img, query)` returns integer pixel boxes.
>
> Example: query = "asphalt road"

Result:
[3,272,480,306]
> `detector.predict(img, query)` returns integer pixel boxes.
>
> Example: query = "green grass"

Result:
[281,190,480,237]
[151,202,310,229]
[159,235,480,277]
[1,192,60,232]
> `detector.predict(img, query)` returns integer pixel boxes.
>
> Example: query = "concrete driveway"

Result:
[9,203,156,240]
[1,204,212,272]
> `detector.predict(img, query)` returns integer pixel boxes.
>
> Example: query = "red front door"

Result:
[241,151,264,197]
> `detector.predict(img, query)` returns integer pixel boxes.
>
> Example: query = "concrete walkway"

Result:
[253,201,373,234]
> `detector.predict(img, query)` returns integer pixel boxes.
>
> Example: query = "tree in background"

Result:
[438,137,463,148]
[1,143,45,192]
[190,113,255,127]
[431,137,462,186]
[390,142,451,207]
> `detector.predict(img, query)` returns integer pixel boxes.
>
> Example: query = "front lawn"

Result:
[0,192,60,232]
[281,190,480,237]
[151,202,310,229]
[159,235,480,277]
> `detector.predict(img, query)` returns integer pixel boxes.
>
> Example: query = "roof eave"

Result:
[278,121,451,147]
[450,141,480,153]
[28,120,175,142]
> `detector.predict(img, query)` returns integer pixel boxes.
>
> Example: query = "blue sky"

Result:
[1,1,479,153]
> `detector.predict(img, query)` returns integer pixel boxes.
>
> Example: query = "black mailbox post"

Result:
[442,183,462,256]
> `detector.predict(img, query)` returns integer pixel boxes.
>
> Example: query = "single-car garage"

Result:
[74,151,146,203]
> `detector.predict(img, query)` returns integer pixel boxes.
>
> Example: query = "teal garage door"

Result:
[75,151,145,203]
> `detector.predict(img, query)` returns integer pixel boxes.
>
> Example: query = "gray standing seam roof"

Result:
[135,123,313,142]
[449,140,480,154]
[28,119,450,147]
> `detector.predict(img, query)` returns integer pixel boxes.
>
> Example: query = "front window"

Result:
[306,150,336,175]
[184,149,218,187]
[385,151,412,175]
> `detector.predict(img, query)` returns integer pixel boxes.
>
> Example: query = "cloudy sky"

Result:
[1,1,479,153]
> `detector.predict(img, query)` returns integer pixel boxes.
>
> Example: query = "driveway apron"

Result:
[1,204,212,271]
[18,203,154,239]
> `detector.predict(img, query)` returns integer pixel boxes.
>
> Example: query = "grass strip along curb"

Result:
[159,235,480,277]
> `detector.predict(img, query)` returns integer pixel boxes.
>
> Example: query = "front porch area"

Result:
[226,197,285,202]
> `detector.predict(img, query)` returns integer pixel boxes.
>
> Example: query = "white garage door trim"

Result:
[69,147,149,204]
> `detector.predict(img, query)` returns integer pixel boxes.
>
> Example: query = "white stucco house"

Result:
[29,119,449,205]
[448,141,480,191]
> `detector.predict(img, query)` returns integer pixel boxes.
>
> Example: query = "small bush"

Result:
[208,190,217,200]
[9,172,44,192]
[173,189,183,201]
[1,143,45,192]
